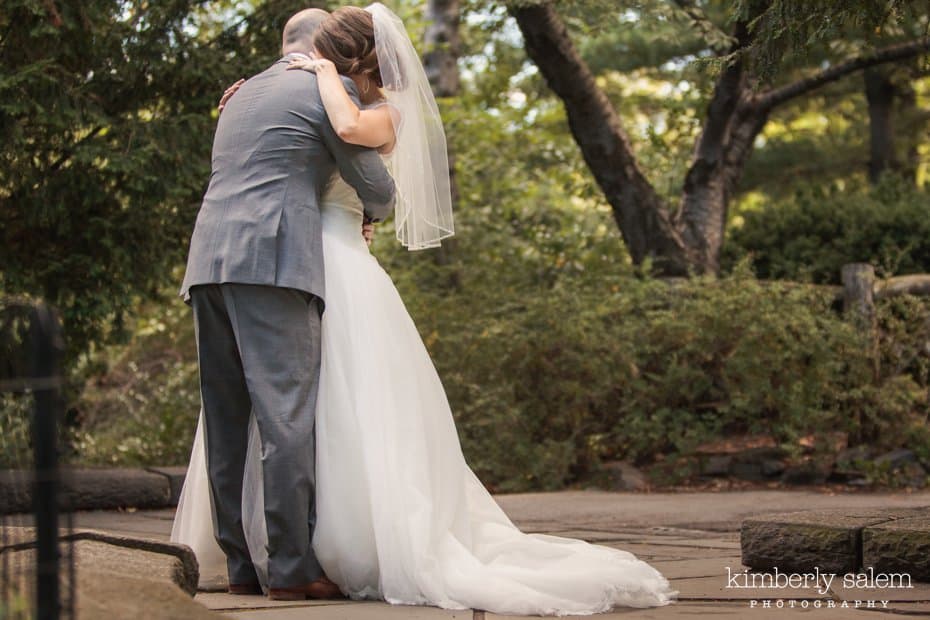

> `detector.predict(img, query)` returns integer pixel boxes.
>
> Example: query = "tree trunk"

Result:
[676,21,757,274]
[424,0,460,98]
[510,3,930,276]
[896,73,920,183]
[424,0,461,275]
[511,4,690,274]
[864,67,896,183]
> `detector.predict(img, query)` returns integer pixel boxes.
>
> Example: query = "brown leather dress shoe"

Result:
[228,582,263,595]
[268,576,343,600]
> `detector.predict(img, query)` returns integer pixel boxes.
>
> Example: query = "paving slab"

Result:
[495,490,930,532]
[669,574,832,601]
[484,602,748,619]
[883,601,930,614]
[196,592,349,611]
[77,570,225,619]
[225,601,470,619]
[601,541,738,562]
[648,557,745,580]
[73,507,177,540]
[46,490,930,619]
[486,600,901,618]
[829,576,930,602]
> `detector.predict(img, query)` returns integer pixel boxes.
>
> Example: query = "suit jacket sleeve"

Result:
[319,76,396,222]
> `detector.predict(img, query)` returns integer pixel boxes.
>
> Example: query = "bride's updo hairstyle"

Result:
[313,7,383,89]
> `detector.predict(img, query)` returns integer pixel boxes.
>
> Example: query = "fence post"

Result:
[31,304,64,620]
[841,263,879,376]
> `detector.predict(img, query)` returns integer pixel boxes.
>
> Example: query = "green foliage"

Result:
[725,178,930,283]
[394,258,928,490]
[0,394,32,468]
[733,0,930,80]
[0,0,318,361]
[4,0,929,495]
[70,298,201,465]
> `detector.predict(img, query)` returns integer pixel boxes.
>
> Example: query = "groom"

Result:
[179,8,395,600]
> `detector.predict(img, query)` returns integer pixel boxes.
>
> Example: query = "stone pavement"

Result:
[58,489,930,619]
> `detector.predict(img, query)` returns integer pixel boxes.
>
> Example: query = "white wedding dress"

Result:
[171,169,677,615]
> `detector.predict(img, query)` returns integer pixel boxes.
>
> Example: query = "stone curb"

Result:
[1,525,219,617]
[0,466,186,514]
[741,507,930,581]
[1,526,199,595]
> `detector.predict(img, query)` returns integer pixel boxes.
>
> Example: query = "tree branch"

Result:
[47,126,105,175]
[686,20,754,176]
[676,20,756,270]
[670,0,735,54]
[757,36,930,110]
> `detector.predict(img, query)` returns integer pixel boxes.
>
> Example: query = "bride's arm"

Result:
[289,57,395,149]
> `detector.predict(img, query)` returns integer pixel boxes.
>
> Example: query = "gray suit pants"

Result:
[190,283,322,588]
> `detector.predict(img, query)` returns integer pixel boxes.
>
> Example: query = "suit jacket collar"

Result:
[277,52,312,65]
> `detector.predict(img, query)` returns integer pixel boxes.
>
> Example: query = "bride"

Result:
[172,4,676,615]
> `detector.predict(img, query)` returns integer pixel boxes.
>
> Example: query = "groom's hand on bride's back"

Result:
[218,78,245,114]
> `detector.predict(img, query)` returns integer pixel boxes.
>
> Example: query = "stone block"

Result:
[741,510,891,574]
[862,516,930,582]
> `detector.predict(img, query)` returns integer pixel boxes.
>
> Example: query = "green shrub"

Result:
[69,298,201,466]
[51,256,930,493]
[403,261,930,491]
[724,178,930,283]
[0,394,32,468]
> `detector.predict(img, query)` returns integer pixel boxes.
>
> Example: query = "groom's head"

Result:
[282,8,329,56]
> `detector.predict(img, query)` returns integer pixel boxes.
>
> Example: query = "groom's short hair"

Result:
[282,8,329,55]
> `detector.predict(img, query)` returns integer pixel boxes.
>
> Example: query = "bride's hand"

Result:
[288,57,336,75]
[218,78,245,114]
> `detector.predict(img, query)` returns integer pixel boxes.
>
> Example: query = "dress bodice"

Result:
[321,152,393,217]
[321,175,366,216]
[320,154,392,249]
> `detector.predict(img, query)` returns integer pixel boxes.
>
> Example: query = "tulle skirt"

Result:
[171,206,677,614]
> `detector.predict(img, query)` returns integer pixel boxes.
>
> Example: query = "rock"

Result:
[733,446,787,464]
[700,455,732,477]
[900,462,928,488]
[741,509,921,574]
[781,461,830,485]
[601,460,647,491]
[761,459,786,477]
[836,445,872,466]
[694,435,777,455]
[862,516,930,582]
[728,447,788,481]
[874,448,918,470]
[729,462,765,481]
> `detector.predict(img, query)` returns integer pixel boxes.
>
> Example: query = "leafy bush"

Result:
[27,242,929,492]
[399,260,930,491]
[724,178,930,283]
[0,394,32,468]
[69,299,201,466]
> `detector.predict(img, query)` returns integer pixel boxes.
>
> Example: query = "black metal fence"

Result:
[1,300,75,620]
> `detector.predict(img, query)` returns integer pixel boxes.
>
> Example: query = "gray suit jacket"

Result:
[180,58,396,305]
